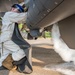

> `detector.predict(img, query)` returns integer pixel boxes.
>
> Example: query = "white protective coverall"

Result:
[0,11,27,66]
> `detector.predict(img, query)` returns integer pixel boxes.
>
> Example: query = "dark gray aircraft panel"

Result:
[26,0,64,29]
[26,0,75,29]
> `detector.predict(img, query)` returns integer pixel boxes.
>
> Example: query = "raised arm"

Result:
[8,12,27,23]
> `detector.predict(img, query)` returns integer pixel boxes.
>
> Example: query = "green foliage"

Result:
[44,31,51,38]
[18,23,23,30]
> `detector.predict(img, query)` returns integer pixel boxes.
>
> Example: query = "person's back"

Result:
[1,11,27,43]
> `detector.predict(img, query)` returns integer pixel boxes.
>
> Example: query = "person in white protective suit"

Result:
[0,4,27,69]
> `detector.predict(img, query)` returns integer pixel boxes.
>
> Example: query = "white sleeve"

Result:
[8,12,27,23]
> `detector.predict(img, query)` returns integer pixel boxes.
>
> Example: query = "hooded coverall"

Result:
[0,11,27,67]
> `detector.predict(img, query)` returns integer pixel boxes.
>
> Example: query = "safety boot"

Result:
[2,54,17,71]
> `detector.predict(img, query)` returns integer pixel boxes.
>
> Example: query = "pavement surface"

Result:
[0,38,75,75]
